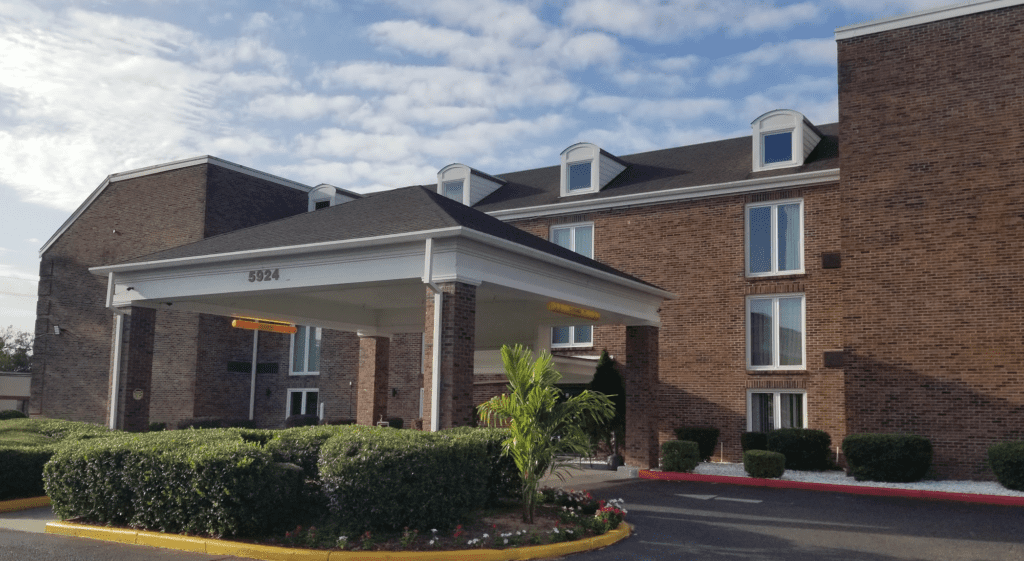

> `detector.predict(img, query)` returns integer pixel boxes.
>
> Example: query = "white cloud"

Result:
[248,93,361,120]
[563,0,820,41]
[654,55,702,73]
[243,12,274,33]
[831,0,953,16]
[581,96,732,121]
[740,76,839,124]
[707,39,836,87]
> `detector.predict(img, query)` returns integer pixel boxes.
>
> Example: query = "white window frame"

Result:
[759,129,796,170]
[289,325,322,376]
[745,198,804,277]
[442,179,464,203]
[746,389,808,431]
[550,221,595,348]
[746,293,806,370]
[565,160,596,194]
[286,388,319,418]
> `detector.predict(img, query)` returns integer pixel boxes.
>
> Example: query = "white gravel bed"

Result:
[692,462,1024,497]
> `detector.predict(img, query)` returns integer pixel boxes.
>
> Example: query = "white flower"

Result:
[553,527,559,533]
[504,538,509,544]
[482,533,489,538]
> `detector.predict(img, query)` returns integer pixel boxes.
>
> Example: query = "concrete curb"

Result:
[45,520,630,561]
[0,496,51,514]
[639,470,1024,506]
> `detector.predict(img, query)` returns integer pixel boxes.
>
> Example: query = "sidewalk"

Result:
[0,505,55,533]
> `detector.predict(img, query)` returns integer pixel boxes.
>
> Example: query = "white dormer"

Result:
[559,142,626,197]
[308,184,360,212]
[751,110,822,172]
[437,164,505,206]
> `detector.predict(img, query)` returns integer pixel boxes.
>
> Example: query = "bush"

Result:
[387,417,404,429]
[741,431,768,452]
[442,426,518,505]
[989,441,1024,491]
[0,445,54,499]
[285,414,320,428]
[767,428,831,471]
[320,418,356,426]
[264,425,367,479]
[319,428,490,532]
[148,422,166,432]
[744,450,786,478]
[176,417,225,430]
[842,433,932,482]
[673,427,720,461]
[44,430,302,537]
[661,440,700,472]
[0,410,27,420]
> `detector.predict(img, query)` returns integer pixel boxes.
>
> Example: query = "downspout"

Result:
[422,238,442,432]
[249,329,258,421]
[106,272,126,430]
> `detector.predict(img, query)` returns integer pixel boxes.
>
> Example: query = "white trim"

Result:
[289,325,321,376]
[551,325,594,349]
[834,0,1024,40]
[549,221,594,258]
[286,387,320,418]
[746,293,806,371]
[108,313,124,430]
[487,169,839,221]
[745,389,808,432]
[745,198,805,277]
[249,330,258,420]
[40,155,316,257]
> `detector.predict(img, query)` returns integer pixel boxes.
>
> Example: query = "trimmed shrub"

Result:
[319,428,490,532]
[387,417,404,429]
[842,433,932,482]
[744,450,786,478]
[320,418,356,426]
[0,445,54,499]
[44,430,302,537]
[741,431,768,452]
[264,424,367,479]
[767,428,831,471]
[285,414,320,428]
[442,426,518,505]
[176,417,225,430]
[989,441,1024,491]
[674,426,720,461]
[0,418,109,442]
[661,440,700,472]
[0,410,27,420]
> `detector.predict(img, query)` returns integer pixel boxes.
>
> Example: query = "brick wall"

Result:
[838,6,1024,479]
[508,183,844,464]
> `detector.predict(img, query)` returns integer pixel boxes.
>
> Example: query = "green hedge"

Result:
[0,445,53,499]
[263,424,367,479]
[319,428,490,532]
[0,410,27,420]
[673,427,719,461]
[744,450,785,478]
[661,440,700,472]
[44,430,302,537]
[842,433,932,482]
[768,428,832,471]
[741,431,768,452]
[441,426,518,505]
[0,418,111,500]
[988,441,1024,491]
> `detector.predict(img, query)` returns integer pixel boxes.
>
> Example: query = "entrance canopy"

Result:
[91,186,674,346]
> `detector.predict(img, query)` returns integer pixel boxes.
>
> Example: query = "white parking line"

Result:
[676,494,763,504]
[715,497,762,504]
[677,494,716,500]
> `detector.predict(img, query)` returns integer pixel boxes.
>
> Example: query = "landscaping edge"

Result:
[638,470,1024,506]
[44,520,631,561]
[0,496,51,514]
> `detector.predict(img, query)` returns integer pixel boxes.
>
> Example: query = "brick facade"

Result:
[837,5,1024,478]
[422,282,477,429]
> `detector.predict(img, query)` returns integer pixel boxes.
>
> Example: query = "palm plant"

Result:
[478,344,614,523]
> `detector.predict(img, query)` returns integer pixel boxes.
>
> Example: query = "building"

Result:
[31,0,1024,479]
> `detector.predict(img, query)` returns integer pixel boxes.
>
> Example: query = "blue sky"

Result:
[0,0,952,334]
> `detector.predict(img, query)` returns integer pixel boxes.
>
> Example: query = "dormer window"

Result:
[307,184,360,212]
[437,164,504,206]
[314,200,330,210]
[751,110,822,172]
[443,179,464,202]
[559,142,626,198]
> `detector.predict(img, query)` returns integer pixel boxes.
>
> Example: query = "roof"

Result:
[117,185,659,288]
[40,155,318,257]
[474,123,838,214]
[835,0,1024,41]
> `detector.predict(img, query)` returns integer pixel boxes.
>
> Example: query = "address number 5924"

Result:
[248,269,280,282]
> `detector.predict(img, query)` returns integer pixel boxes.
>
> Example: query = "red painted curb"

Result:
[638,470,1024,507]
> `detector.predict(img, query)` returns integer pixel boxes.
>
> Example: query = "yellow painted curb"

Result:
[0,496,50,513]
[44,520,630,561]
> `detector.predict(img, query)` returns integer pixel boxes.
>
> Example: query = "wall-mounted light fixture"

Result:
[53,325,60,335]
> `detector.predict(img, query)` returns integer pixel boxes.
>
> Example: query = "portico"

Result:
[91,186,674,467]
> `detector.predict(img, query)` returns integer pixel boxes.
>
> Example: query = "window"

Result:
[550,222,594,347]
[747,390,806,432]
[747,294,804,370]
[567,161,592,192]
[287,389,319,418]
[314,200,331,210]
[442,179,464,202]
[290,325,321,375]
[746,199,802,276]
[763,132,793,165]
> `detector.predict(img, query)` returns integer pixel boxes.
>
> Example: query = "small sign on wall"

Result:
[132,389,144,401]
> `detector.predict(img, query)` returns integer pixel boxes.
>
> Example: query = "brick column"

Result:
[356,335,390,426]
[122,306,156,433]
[624,325,659,468]
[422,282,476,430]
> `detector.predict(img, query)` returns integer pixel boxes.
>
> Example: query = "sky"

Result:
[0,0,955,335]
